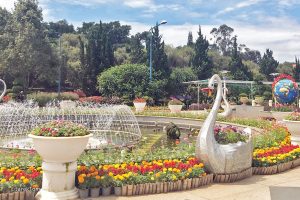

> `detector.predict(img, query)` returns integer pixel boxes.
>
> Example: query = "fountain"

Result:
[0,102,142,150]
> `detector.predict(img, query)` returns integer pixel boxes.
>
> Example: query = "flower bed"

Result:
[252,144,300,174]
[0,166,42,199]
[76,157,211,198]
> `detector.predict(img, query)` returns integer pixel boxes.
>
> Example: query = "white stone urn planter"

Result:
[133,102,146,112]
[168,105,183,113]
[254,96,264,106]
[28,134,92,200]
[271,111,292,121]
[60,100,76,109]
[282,120,300,145]
[239,97,248,105]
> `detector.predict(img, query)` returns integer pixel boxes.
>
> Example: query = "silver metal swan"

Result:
[0,79,7,101]
[219,79,233,117]
[196,74,252,174]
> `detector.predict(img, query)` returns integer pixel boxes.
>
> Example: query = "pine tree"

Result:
[130,33,146,64]
[192,26,212,79]
[147,24,169,79]
[187,31,193,46]
[259,49,279,81]
[293,57,300,82]
[229,36,252,80]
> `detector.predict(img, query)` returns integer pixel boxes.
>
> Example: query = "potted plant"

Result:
[77,173,90,199]
[168,99,183,113]
[89,168,101,198]
[100,175,112,196]
[112,176,123,196]
[29,120,92,200]
[254,96,264,106]
[239,93,248,105]
[133,97,146,113]
[283,112,300,145]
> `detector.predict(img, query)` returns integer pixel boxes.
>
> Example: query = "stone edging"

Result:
[213,167,253,183]
[253,158,300,175]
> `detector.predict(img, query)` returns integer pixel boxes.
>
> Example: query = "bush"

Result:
[189,103,210,110]
[166,122,181,139]
[73,90,86,98]
[61,92,79,101]
[27,92,58,107]
[168,99,183,105]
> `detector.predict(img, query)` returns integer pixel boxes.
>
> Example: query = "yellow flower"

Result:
[108,172,114,176]
[1,179,6,183]
[188,168,192,173]
[150,176,155,181]
[14,180,19,184]
[23,178,29,184]
[168,168,173,172]
[172,175,177,181]
[9,177,14,181]
[163,168,167,172]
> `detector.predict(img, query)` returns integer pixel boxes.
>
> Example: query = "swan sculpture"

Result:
[0,79,6,101]
[219,79,233,117]
[196,74,252,174]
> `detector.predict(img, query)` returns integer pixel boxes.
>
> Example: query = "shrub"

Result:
[79,96,104,104]
[73,90,86,98]
[61,92,79,101]
[168,99,183,105]
[27,92,58,107]
[166,122,181,139]
[31,120,89,137]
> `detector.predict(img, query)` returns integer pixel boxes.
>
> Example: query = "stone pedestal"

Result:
[35,161,79,200]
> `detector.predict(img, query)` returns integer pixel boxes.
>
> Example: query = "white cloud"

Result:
[0,0,15,10]
[123,0,153,8]
[217,0,264,15]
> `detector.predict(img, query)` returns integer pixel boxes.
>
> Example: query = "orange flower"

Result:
[32,184,39,188]
[78,176,84,184]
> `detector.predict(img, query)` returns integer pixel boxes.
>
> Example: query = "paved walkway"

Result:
[92,166,300,200]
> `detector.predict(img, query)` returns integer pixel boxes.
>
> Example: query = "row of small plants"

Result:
[76,157,207,197]
[0,166,42,194]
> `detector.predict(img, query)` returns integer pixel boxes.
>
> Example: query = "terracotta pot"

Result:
[90,187,100,198]
[121,185,127,196]
[78,189,89,199]
[114,187,122,196]
[126,185,133,196]
[102,187,111,196]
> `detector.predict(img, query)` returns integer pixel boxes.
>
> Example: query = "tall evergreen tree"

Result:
[130,33,146,64]
[293,57,300,82]
[259,49,279,81]
[192,26,212,79]
[146,24,169,79]
[3,0,57,90]
[229,36,252,80]
[187,31,193,46]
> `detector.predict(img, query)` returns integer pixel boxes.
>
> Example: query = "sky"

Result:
[1,0,300,62]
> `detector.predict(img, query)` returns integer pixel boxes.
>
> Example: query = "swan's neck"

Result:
[209,77,223,119]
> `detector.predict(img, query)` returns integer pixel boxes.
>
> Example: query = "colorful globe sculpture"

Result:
[273,75,298,104]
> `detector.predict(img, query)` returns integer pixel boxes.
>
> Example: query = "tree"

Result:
[192,26,213,79]
[45,19,75,39]
[210,24,234,56]
[97,64,150,100]
[130,33,146,64]
[146,24,169,79]
[229,36,252,80]
[168,67,197,96]
[2,0,57,90]
[259,49,279,81]
[165,45,194,68]
[187,31,193,46]
[293,57,300,82]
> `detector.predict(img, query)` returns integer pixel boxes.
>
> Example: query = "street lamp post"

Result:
[148,20,167,81]
[58,35,62,97]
